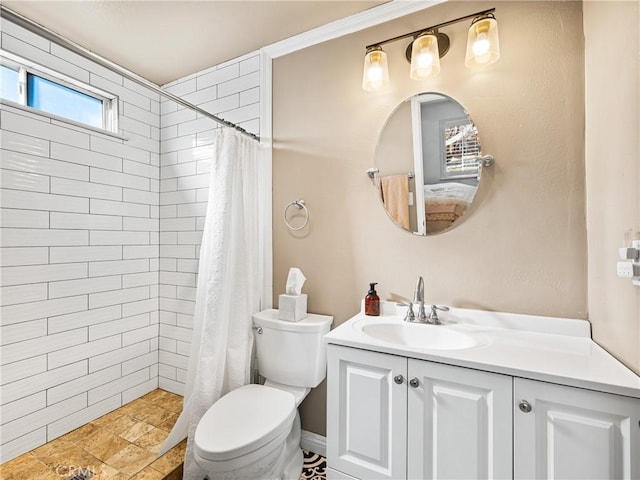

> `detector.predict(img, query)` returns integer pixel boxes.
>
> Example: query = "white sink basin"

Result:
[355,319,487,350]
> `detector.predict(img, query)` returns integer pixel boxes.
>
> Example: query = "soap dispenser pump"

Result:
[365,282,380,316]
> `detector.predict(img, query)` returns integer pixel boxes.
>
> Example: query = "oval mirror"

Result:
[372,92,492,235]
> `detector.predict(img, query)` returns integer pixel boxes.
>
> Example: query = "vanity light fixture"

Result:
[465,13,500,68]
[409,31,441,80]
[362,8,500,91]
[362,46,390,91]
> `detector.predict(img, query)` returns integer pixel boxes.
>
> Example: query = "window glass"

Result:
[1,64,20,103]
[27,73,103,128]
[443,120,480,177]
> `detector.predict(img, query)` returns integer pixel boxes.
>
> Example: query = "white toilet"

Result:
[193,309,333,480]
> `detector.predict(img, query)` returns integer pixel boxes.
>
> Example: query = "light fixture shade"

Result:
[362,46,389,92]
[410,32,441,80]
[465,14,500,68]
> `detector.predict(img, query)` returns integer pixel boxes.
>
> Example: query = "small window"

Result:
[1,52,117,132]
[1,64,19,103]
[27,73,103,129]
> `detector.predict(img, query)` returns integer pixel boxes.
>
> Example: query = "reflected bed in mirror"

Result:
[372,92,493,235]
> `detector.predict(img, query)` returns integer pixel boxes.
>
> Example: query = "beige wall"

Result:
[584,2,640,375]
[273,1,587,435]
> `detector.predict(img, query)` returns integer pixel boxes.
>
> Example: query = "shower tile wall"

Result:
[157,54,261,394]
[0,20,161,462]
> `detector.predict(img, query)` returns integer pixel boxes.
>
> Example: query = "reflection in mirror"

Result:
[373,92,491,235]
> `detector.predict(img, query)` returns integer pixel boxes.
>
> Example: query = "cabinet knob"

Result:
[518,400,532,413]
[409,378,419,388]
[393,374,404,384]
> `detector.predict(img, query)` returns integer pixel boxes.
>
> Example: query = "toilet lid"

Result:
[195,384,296,462]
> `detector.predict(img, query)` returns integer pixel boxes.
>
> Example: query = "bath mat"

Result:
[301,450,326,480]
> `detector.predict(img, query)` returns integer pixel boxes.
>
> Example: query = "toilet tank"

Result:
[253,309,333,388]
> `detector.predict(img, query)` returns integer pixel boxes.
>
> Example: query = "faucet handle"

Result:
[429,305,449,325]
[428,305,439,324]
[403,302,415,322]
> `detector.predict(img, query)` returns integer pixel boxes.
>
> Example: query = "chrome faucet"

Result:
[413,276,428,322]
[402,276,450,325]
[401,276,427,323]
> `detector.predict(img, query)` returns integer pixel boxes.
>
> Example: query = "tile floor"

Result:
[1,389,185,480]
[1,388,328,480]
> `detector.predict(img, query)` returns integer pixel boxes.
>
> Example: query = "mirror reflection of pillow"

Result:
[376,175,410,230]
[425,198,467,233]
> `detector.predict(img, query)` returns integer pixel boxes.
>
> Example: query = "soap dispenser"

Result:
[365,282,380,316]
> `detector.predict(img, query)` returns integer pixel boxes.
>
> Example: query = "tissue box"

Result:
[278,294,308,322]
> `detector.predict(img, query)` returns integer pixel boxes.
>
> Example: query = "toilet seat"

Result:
[194,384,296,463]
[264,380,310,406]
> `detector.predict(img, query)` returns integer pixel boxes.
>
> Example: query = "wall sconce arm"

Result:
[364,8,496,51]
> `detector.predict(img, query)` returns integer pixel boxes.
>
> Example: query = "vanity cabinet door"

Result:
[514,378,640,480]
[407,359,513,479]
[327,345,407,480]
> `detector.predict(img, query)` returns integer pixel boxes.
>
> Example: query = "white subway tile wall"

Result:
[0,20,160,462]
[157,53,260,395]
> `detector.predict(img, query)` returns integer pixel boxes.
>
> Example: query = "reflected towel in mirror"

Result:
[376,174,410,230]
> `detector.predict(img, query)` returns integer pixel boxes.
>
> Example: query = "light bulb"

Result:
[368,63,383,83]
[472,33,490,57]
[416,51,434,69]
[472,33,491,64]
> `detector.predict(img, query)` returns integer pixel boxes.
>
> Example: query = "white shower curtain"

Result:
[159,127,262,479]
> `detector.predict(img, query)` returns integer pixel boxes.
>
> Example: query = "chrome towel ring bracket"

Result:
[284,199,309,231]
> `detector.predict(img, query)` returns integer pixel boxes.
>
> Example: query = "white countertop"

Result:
[324,302,640,398]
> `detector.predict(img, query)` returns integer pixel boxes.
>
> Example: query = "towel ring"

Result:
[284,199,309,231]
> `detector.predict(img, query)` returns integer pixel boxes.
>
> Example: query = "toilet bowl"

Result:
[193,310,333,480]
[194,384,302,479]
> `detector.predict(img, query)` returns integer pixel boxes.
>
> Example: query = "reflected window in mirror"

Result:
[441,119,480,179]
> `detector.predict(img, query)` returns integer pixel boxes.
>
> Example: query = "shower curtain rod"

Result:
[0,5,260,142]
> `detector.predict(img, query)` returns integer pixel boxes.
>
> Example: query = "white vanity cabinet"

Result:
[407,357,513,479]
[514,378,640,479]
[327,345,407,480]
[327,344,513,479]
[325,305,640,480]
